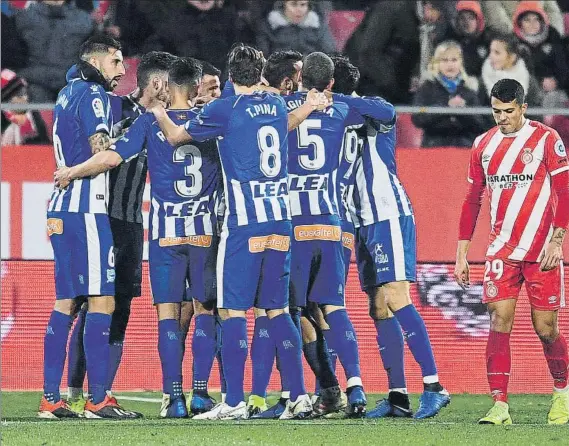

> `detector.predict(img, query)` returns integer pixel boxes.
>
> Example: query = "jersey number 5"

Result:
[298,119,325,170]
[173,144,203,198]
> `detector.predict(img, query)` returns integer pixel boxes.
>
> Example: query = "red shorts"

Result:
[483,257,565,310]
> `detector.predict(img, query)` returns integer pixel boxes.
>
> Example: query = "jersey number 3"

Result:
[173,144,203,198]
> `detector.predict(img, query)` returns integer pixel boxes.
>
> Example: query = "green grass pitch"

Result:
[1,392,566,445]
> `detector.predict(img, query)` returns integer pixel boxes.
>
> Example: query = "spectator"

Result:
[481,34,542,105]
[412,41,487,148]
[140,0,237,73]
[417,1,456,81]
[480,1,565,36]
[98,0,155,56]
[513,1,569,104]
[344,1,420,103]
[256,1,336,57]
[15,0,94,102]
[1,9,28,71]
[1,69,49,146]
[438,1,494,77]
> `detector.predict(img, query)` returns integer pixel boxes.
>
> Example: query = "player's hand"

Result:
[148,103,166,118]
[306,88,331,111]
[454,257,470,289]
[54,167,72,189]
[539,241,562,271]
[194,93,217,107]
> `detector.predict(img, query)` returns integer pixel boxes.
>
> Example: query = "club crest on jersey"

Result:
[46,218,63,236]
[555,140,566,157]
[92,97,105,118]
[520,148,533,165]
[374,244,389,265]
[486,281,498,298]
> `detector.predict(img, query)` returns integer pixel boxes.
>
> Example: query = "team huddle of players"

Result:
[44,31,569,425]
[41,34,450,421]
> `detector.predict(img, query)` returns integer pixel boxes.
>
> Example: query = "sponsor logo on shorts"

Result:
[106,269,115,283]
[486,281,498,298]
[338,284,343,295]
[239,340,247,349]
[259,329,270,338]
[78,274,84,284]
[159,235,213,248]
[374,243,389,265]
[549,295,558,304]
[342,232,355,250]
[294,225,341,242]
[46,218,63,236]
[248,234,290,253]
[282,340,294,349]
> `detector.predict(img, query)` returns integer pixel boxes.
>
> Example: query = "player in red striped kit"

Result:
[455,78,569,425]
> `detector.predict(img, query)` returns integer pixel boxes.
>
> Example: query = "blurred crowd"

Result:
[2,0,569,148]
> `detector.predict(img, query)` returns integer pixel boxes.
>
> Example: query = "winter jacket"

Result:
[14,2,94,93]
[412,75,488,148]
[481,57,543,105]
[256,9,336,57]
[437,0,494,77]
[140,1,237,73]
[513,1,569,90]
[344,1,420,103]
[481,1,564,35]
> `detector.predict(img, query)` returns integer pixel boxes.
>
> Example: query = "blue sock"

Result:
[106,295,131,391]
[67,307,86,390]
[325,309,362,386]
[323,330,338,373]
[43,310,72,403]
[269,314,306,401]
[83,312,112,404]
[192,314,217,393]
[394,305,438,379]
[216,316,226,395]
[221,318,248,406]
[251,316,275,398]
[315,332,338,394]
[375,317,407,390]
[158,319,183,399]
[275,353,289,396]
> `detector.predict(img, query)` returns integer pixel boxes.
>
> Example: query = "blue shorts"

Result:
[289,215,345,308]
[47,211,115,299]
[355,215,417,290]
[341,220,355,283]
[217,221,291,311]
[149,235,218,305]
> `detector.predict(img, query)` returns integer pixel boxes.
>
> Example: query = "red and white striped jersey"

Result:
[468,119,569,261]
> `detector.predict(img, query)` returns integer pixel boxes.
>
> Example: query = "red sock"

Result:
[486,331,511,403]
[542,334,569,390]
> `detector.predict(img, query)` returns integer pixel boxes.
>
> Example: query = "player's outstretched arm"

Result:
[150,103,192,146]
[288,89,330,131]
[54,150,124,189]
[333,93,396,123]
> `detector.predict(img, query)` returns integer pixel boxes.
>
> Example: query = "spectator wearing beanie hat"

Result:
[513,1,569,104]
[1,69,49,146]
[437,1,495,77]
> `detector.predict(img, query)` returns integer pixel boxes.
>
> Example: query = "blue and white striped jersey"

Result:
[284,92,351,218]
[48,76,113,214]
[350,118,414,228]
[336,127,361,223]
[113,109,222,239]
[186,92,291,229]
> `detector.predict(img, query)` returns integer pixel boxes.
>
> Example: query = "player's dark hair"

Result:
[137,51,178,90]
[227,43,265,87]
[169,57,203,88]
[491,78,526,105]
[200,61,222,78]
[302,52,334,91]
[330,55,359,95]
[80,34,122,60]
[262,50,303,89]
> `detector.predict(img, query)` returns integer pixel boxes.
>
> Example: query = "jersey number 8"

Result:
[258,125,282,178]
